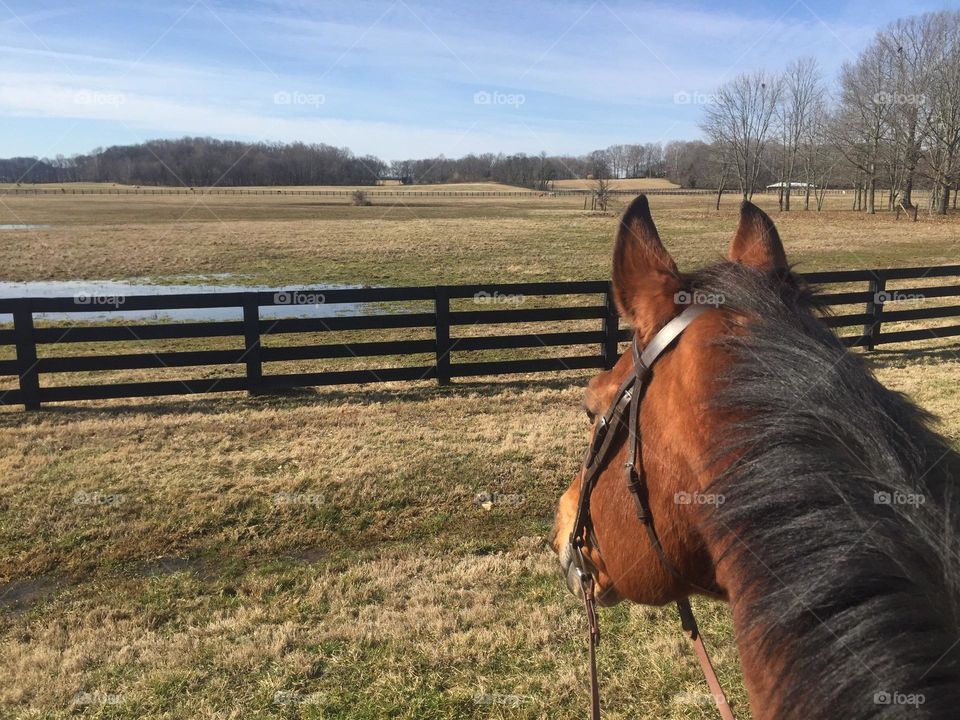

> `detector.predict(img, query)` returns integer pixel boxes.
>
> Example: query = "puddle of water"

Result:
[0,224,49,230]
[0,279,383,322]
[0,574,66,613]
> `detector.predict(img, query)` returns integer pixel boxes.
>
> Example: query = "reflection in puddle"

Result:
[0,279,379,322]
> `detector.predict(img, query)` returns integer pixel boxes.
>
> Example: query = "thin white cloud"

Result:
[0,0,898,158]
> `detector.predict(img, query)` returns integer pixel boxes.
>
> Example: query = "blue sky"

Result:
[0,0,954,161]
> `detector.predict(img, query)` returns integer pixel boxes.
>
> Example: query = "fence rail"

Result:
[1,265,959,410]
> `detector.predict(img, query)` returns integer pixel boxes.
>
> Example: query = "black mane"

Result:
[687,263,960,719]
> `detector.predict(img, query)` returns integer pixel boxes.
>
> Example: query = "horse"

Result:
[549,195,960,719]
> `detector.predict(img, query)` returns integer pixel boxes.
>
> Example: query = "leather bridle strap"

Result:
[678,599,736,720]
[582,575,601,720]
[570,303,735,720]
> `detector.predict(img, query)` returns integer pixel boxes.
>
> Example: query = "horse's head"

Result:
[550,195,788,607]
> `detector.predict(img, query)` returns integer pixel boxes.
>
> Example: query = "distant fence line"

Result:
[0,186,868,198]
[1,265,958,410]
[0,186,712,197]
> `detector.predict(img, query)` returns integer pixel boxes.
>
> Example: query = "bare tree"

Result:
[883,16,934,209]
[833,41,896,213]
[800,96,840,210]
[924,11,960,214]
[592,176,613,211]
[702,71,784,200]
[778,58,822,210]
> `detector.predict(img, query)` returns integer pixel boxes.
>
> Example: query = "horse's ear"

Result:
[612,195,682,339]
[728,201,788,271]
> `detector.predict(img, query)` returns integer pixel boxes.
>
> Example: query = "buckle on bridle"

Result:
[571,539,600,644]
[570,535,589,577]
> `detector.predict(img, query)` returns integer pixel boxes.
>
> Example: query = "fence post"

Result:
[242,293,263,395]
[13,301,40,410]
[434,286,451,385]
[602,285,620,369]
[863,277,886,351]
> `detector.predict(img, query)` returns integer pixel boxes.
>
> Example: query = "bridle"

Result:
[568,303,736,720]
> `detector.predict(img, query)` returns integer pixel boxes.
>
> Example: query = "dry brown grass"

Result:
[550,178,679,190]
[0,191,957,287]
[0,181,528,192]
[0,344,957,719]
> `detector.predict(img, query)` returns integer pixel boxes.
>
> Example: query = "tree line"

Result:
[701,9,960,213]
[0,138,388,187]
[0,137,675,190]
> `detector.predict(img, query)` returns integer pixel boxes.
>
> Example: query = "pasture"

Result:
[1,187,959,719]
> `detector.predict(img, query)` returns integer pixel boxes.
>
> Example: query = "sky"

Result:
[0,0,955,162]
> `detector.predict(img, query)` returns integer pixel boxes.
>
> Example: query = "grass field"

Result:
[1,188,958,719]
[1,191,958,287]
[0,181,529,192]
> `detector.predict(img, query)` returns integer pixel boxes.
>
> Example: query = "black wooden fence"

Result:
[1,264,958,410]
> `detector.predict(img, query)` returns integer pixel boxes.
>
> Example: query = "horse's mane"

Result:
[687,262,960,719]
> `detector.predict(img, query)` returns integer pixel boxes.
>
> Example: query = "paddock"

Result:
[1,189,958,718]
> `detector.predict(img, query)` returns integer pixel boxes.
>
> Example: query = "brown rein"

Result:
[569,304,735,720]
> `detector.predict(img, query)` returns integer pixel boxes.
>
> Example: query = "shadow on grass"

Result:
[8,340,956,421]
[866,342,960,369]
[0,372,593,421]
